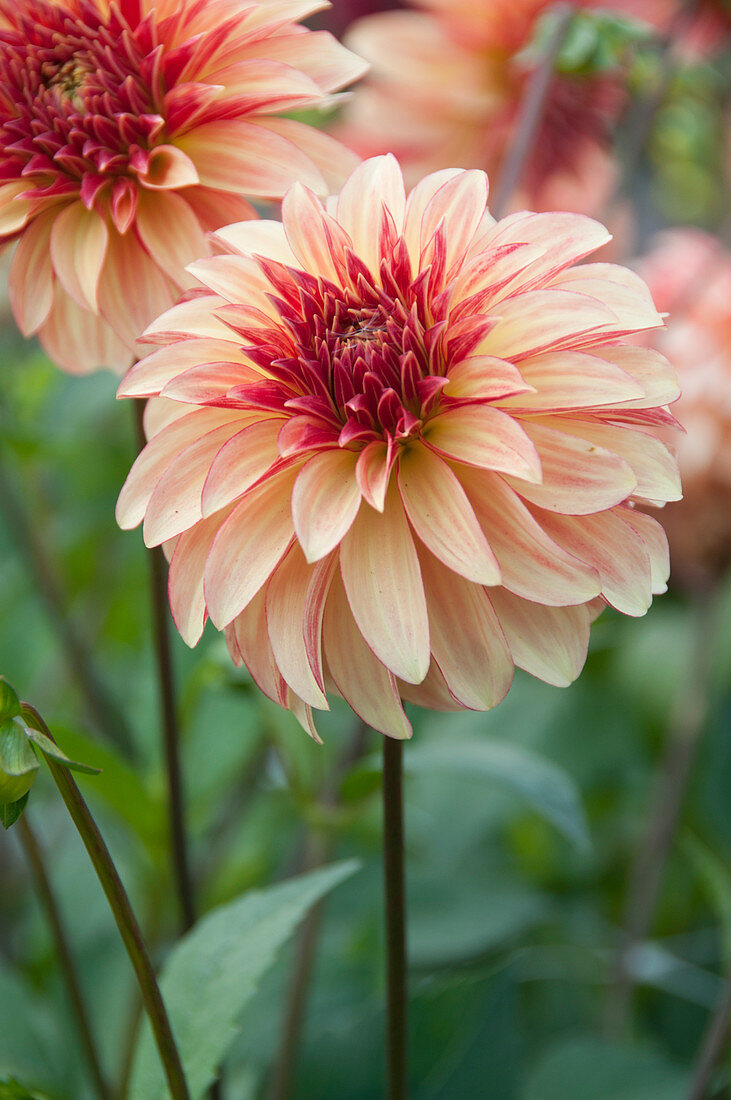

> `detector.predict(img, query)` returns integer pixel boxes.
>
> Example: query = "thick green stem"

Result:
[18,815,113,1100]
[383,737,407,1100]
[22,703,191,1100]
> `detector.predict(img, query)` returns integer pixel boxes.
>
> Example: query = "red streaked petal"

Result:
[336,154,406,273]
[425,404,542,481]
[444,356,533,402]
[233,589,288,707]
[169,508,232,646]
[481,289,616,361]
[201,418,282,516]
[355,440,394,512]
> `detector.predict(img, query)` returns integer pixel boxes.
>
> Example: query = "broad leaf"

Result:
[0,680,20,723]
[129,859,360,1100]
[405,738,590,850]
[524,1037,688,1100]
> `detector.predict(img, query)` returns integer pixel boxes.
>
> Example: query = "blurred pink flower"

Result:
[0,0,365,374]
[117,157,680,739]
[338,0,625,214]
[636,229,731,588]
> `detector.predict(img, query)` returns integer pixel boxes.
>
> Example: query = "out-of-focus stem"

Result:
[491,3,575,219]
[0,456,135,757]
[22,702,191,1100]
[18,815,113,1100]
[383,736,407,1100]
[131,400,195,933]
[267,720,369,1100]
[604,596,715,1037]
[686,978,731,1100]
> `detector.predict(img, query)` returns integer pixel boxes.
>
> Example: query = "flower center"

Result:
[44,56,91,107]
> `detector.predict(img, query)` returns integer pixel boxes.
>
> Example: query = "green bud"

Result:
[0,679,21,724]
[0,719,39,804]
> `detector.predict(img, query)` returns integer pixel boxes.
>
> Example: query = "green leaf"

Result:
[23,725,101,775]
[129,859,360,1100]
[404,738,590,851]
[0,1079,53,1100]
[0,792,29,830]
[0,720,38,804]
[0,679,20,723]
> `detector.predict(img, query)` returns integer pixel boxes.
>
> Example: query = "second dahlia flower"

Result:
[117,156,680,739]
[0,0,365,374]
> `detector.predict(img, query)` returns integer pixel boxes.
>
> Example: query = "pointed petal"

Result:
[398,446,501,584]
[460,469,601,605]
[233,589,287,706]
[211,219,296,264]
[98,232,175,349]
[336,154,406,273]
[482,289,616,360]
[256,116,361,192]
[444,356,533,402]
[201,418,282,516]
[419,170,488,272]
[204,465,297,628]
[340,480,429,684]
[355,440,393,512]
[8,209,55,335]
[135,189,208,288]
[497,350,644,411]
[418,547,513,709]
[323,571,412,739]
[403,168,463,264]
[489,588,591,687]
[118,338,248,397]
[621,508,670,594]
[49,202,108,312]
[143,294,234,343]
[169,508,231,645]
[292,448,361,562]
[477,210,611,287]
[266,543,329,708]
[425,404,542,481]
[282,182,351,280]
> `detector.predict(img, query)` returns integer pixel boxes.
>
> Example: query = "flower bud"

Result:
[0,718,39,804]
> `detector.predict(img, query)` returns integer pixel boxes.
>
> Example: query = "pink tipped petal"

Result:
[444,356,533,402]
[336,155,406,273]
[186,255,280,314]
[233,589,288,707]
[355,441,394,512]
[621,508,670,594]
[303,553,338,702]
[135,190,208,288]
[243,30,369,92]
[168,509,231,646]
[266,543,329,708]
[398,446,501,584]
[160,359,259,403]
[505,420,637,514]
[204,465,298,628]
[50,202,109,312]
[8,210,55,334]
[590,346,680,408]
[200,418,283,516]
[292,449,361,562]
[489,589,591,687]
[143,295,235,343]
[398,660,464,712]
[323,572,412,740]
[498,350,645,411]
[551,264,663,337]
[419,170,488,272]
[418,547,513,710]
[340,481,429,684]
[402,168,463,263]
[118,339,248,398]
[478,211,611,288]
[482,289,616,360]
[282,183,351,281]
[256,117,362,192]
[136,145,199,190]
[537,508,654,616]
[286,690,323,745]
[177,120,326,197]
[142,420,246,546]
[211,219,296,265]
[40,287,132,375]
[425,404,542,482]
[460,469,601,605]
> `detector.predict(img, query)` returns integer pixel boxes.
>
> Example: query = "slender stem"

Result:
[383,737,407,1100]
[268,720,370,1100]
[604,596,715,1037]
[490,3,575,219]
[0,455,135,758]
[686,979,731,1100]
[22,703,191,1100]
[131,400,195,933]
[18,815,113,1100]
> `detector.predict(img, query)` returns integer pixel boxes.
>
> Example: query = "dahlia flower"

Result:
[338,0,624,214]
[0,0,365,374]
[636,230,731,587]
[117,156,680,739]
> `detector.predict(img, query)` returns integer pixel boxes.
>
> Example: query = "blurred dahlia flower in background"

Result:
[0,0,365,374]
[337,0,627,214]
[636,229,731,589]
[117,156,680,740]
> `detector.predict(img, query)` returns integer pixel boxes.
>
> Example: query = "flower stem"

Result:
[18,814,113,1100]
[22,703,191,1100]
[131,400,196,933]
[0,453,135,757]
[491,3,575,218]
[383,736,407,1100]
[686,978,731,1100]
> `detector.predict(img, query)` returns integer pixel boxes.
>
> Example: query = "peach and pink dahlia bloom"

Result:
[636,230,731,587]
[338,0,625,214]
[117,156,681,740]
[0,0,365,374]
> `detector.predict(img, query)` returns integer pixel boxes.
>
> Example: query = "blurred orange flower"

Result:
[636,229,731,588]
[338,0,625,214]
[118,157,680,739]
[0,0,365,373]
